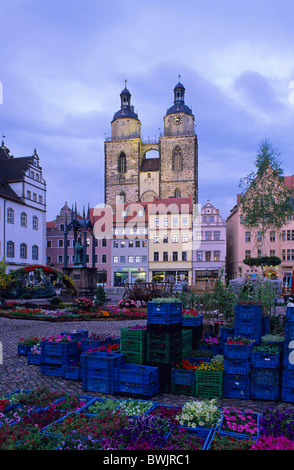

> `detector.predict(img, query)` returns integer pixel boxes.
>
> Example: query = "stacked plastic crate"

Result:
[40,337,79,378]
[250,342,282,401]
[120,326,147,364]
[181,329,193,359]
[281,305,294,402]
[223,305,261,399]
[80,351,126,394]
[146,300,183,393]
[182,313,203,349]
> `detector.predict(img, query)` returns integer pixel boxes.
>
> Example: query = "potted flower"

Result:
[18,336,40,356]
[176,399,222,437]
[27,343,42,365]
[224,336,255,360]
[198,335,220,354]
[218,406,259,439]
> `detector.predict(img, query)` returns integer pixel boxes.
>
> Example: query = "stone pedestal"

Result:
[62,267,97,296]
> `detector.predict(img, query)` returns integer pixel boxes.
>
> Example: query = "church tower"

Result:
[104,81,142,207]
[159,77,198,204]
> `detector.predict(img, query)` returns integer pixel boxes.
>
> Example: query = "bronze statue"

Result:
[74,237,84,266]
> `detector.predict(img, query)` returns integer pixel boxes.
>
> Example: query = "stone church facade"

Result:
[104,79,198,208]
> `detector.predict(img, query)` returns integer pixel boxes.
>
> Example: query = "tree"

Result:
[239,138,294,255]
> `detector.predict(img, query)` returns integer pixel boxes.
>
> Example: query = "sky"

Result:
[1,0,294,222]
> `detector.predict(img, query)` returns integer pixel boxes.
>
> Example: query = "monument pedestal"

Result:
[62,267,97,296]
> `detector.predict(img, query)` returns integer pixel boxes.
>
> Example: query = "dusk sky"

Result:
[1,0,294,222]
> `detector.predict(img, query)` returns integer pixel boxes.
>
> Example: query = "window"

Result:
[245,232,251,242]
[120,241,125,248]
[174,188,181,198]
[210,216,214,222]
[282,249,286,261]
[196,231,202,241]
[205,251,211,262]
[182,234,188,243]
[120,256,125,263]
[32,216,38,230]
[202,216,207,223]
[21,212,27,227]
[205,232,211,240]
[58,255,63,263]
[214,231,220,240]
[163,251,168,261]
[282,230,286,242]
[287,249,291,261]
[135,241,140,248]
[163,218,168,227]
[47,240,52,248]
[118,152,127,173]
[153,236,159,243]
[113,256,119,263]
[163,235,168,243]
[121,210,127,217]
[20,243,27,259]
[27,190,31,199]
[36,173,39,181]
[270,231,276,242]
[38,195,43,204]
[142,255,147,263]
[6,241,14,258]
[102,254,107,263]
[95,255,98,263]
[214,251,220,261]
[128,256,133,263]
[182,251,187,261]
[182,217,188,227]
[172,217,178,227]
[46,256,52,264]
[32,245,38,260]
[7,208,14,224]
[113,241,119,248]
[128,241,133,248]
[257,232,263,241]
[154,218,159,227]
[135,256,140,263]
[196,251,202,262]
[173,251,178,261]
[33,193,37,201]
[95,239,98,247]
[138,210,144,217]
[142,241,147,247]
[270,250,276,257]
[58,239,63,247]
[172,145,183,170]
[102,238,107,247]
[119,191,126,203]
[245,250,251,259]
[172,234,178,243]
[154,252,159,262]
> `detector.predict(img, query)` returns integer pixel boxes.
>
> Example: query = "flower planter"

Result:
[218,408,259,440]
[147,301,182,325]
[17,344,33,356]
[27,352,41,365]
[171,367,196,387]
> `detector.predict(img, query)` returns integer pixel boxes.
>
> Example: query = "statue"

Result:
[74,237,84,266]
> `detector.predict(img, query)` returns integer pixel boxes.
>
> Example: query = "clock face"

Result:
[173,114,183,125]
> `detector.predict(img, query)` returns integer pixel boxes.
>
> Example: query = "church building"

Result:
[104,79,198,207]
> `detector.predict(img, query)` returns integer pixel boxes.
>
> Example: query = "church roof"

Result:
[140,158,160,172]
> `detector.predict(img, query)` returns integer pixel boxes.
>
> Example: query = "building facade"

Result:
[192,200,226,289]
[226,175,294,291]
[0,142,46,272]
[104,79,198,207]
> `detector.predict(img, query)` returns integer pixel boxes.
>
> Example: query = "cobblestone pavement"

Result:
[1,316,294,415]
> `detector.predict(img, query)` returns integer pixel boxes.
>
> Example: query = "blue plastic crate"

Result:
[62,365,81,380]
[182,314,203,327]
[17,344,33,356]
[234,304,263,320]
[284,322,294,342]
[286,306,294,322]
[40,364,64,377]
[218,410,259,440]
[220,327,234,340]
[113,378,159,397]
[234,319,262,335]
[80,351,126,369]
[41,340,79,357]
[224,358,251,375]
[27,352,41,365]
[114,363,159,384]
[281,385,294,403]
[250,383,280,401]
[223,341,254,360]
[147,301,182,325]
[223,373,250,399]
[82,375,114,394]
[60,330,88,340]
[171,368,196,386]
[282,369,294,387]
[283,342,294,369]
[251,351,280,369]
[251,368,280,386]
[80,365,114,381]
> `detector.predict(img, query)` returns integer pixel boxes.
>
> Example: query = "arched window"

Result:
[118,152,127,173]
[119,191,126,203]
[174,188,181,198]
[7,207,14,224]
[6,241,14,258]
[172,146,183,171]
[32,215,38,230]
[20,243,27,259]
[21,212,27,227]
[32,245,39,260]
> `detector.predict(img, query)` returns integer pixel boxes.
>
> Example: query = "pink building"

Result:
[46,203,111,286]
[226,175,294,292]
[192,200,226,289]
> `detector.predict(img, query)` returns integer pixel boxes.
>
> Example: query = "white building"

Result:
[0,141,46,272]
[192,200,226,289]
